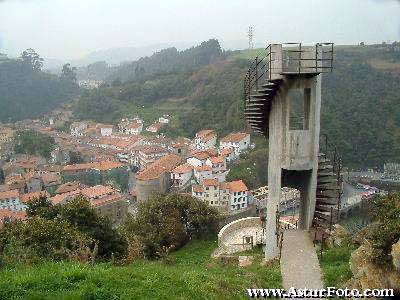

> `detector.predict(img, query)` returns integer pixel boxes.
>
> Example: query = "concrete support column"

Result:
[305,75,322,229]
[265,91,284,260]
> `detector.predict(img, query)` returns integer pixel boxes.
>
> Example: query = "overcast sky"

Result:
[0,0,399,60]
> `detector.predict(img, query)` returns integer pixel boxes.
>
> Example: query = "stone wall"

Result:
[218,205,257,229]
[218,217,262,248]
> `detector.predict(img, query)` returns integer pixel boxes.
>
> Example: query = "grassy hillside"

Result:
[73,42,400,168]
[0,239,282,300]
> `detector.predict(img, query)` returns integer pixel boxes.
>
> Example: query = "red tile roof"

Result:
[20,191,49,203]
[0,209,27,227]
[63,161,125,172]
[220,148,233,155]
[203,178,219,187]
[172,163,193,174]
[51,190,81,205]
[196,130,216,142]
[220,132,249,143]
[0,189,19,200]
[209,156,225,165]
[225,180,248,193]
[194,165,212,172]
[192,185,204,193]
[80,185,114,199]
[137,154,183,180]
[55,181,89,194]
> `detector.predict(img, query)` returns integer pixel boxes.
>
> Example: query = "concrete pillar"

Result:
[265,88,284,260]
[264,74,322,260]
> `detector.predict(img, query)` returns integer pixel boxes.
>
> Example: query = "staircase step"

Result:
[261,83,278,89]
[318,164,333,170]
[315,197,339,205]
[317,171,335,177]
[250,94,272,99]
[314,211,338,222]
[246,115,264,120]
[248,97,271,103]
[244,111,264,116]
[269,78,284,83]
[315,204,337,212]
[312,217,331,228]
[317,183,340,190]
[245,102,265,107]
[255,88,275,94]
[317,190,340,198]
[245,106,265,110]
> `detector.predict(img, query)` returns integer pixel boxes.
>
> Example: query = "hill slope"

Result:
[73,42,400,168]
[0,238,281,299]
[0,58,78,122]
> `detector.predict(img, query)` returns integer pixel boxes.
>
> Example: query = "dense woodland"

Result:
[0,51,78,122]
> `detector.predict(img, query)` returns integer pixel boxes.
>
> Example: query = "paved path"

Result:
[280,230,324,290]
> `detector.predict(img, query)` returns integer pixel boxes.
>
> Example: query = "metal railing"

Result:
[244,43,334,103]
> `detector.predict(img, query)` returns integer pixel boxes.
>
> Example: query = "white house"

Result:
[97,124,114,137]
[205,156,228,182]
[171,163,193,188]
[220,147,235,162]
[125,122,143,135]
[186,150,215,167]
[222,180,249,211]
[146,122,165,133]
[192,179,249,211]
[219,132,250,158]
[118,118,144,135]
[193,130,217,150]
[158,115,170,124]
[193,165,213,184]
[70,122,88,137]
[0,190,26,211]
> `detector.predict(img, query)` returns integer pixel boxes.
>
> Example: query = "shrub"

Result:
[1,195,128,265]
[120,193,219,259]
[58,196,128,260]
[367,192,400,265]
[26,195,59,219]
[0,218,92,264]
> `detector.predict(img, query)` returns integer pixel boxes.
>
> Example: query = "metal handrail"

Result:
[244,43,334,104]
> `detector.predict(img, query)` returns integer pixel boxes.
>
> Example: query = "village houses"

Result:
[219,132,250,159]
[193,129,217,150]
[192,179,250,211]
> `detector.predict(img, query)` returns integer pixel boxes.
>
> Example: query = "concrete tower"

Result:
[244,43,335,260]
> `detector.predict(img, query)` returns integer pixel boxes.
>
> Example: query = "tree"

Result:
[21,48,43,71]
[61,63,77,83]
[26,195,59,219]
[59,196,127,259]
[14,130,56,159]
[367,193,400,265]
[0,217,91,262]
[121,193,219,258]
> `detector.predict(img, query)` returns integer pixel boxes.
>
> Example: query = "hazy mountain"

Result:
[44,42,193,71]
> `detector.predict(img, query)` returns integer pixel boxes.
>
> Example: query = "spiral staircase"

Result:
[244,43,341,234]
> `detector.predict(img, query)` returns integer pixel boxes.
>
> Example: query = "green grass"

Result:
[319,244,355,287]
[0,239,282,300]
